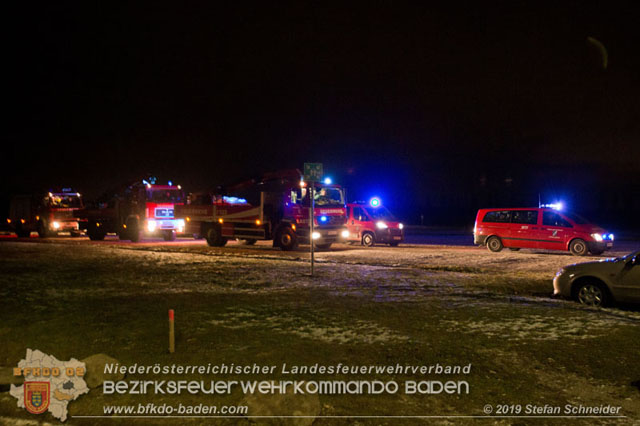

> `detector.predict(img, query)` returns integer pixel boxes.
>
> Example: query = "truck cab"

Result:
[9,188,84,238]
[140,184,186,241]
[285,181,349,249]
[79,179,185,242]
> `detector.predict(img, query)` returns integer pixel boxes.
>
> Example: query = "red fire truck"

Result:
[175,169,349,250]
[8,188,84,238]
[75,179,186,242]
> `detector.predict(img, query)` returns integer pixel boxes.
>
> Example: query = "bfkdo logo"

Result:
[24,382,50,415]
[11,349,90,422]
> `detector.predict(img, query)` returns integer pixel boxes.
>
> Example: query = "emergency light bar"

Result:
[222,196,248,204]
[540,202,564,210]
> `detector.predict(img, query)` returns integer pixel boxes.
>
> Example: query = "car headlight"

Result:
[147,220,156,232]
[376,221,388,229]
[312,231,321,240]
[341,229,349,238]
[591,233,603,242]
[398,223,404,230]
[52,221,60,230]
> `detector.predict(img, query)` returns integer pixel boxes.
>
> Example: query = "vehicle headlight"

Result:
[591,233,603,242]
[376,221,388,229]
[341,229,350,238]
[52,221,60,230]
[398,223,404,230]
[177,219,185,228]
[312,231,321,240]
[147,220,156,232]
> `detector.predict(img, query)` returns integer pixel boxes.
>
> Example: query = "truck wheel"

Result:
[315,242,332,250]
[486,236,503,252]
[37,221,50,238]
[163,230,177,241]
[569,239,588,256]
[205,226,227,247]
[362,232,375,247]
[127,219,143,242]
[277,227,298,251]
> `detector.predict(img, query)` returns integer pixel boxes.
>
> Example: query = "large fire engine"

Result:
[8,188,84,238]
[75,178,185,242]
[175,169,349,250]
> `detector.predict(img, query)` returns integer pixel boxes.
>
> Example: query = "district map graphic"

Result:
[10,349,90,422]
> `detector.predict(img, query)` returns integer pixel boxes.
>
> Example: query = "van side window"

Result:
[483,211,511,223]
[543,211,572,228]
[511,210,538,225]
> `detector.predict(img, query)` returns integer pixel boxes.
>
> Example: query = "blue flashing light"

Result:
[223,196,248,204]
[168,180,173,186]
[370,197,381,208]
[142,179,149,185]
[541,202,564,211]
[323,177,332,185]
[319,215,328,223]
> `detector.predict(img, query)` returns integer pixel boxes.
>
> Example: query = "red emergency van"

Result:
[474,207,614,256]
[346,200,404,247]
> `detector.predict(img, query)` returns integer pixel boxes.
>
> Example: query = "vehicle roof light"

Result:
[541,202,563,211]
[370,197,381,207]
[323,177,332,185]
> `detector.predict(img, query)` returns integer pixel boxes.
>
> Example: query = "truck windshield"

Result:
[313,187,344,206]
[147,189,184,203]
[50,194,83,208]
[296,186,345,206]
[365,206,395,221]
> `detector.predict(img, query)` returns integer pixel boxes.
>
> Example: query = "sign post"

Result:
[304,163,323,276]
[310,185,315,276]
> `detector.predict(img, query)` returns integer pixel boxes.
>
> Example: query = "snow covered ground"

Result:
[1,237,639,424]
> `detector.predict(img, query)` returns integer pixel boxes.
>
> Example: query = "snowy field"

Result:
[1,236,639,424]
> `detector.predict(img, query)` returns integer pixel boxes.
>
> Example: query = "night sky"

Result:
[4,2,640,227]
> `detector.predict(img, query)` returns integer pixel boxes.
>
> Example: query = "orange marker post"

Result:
[168,309,175,353]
